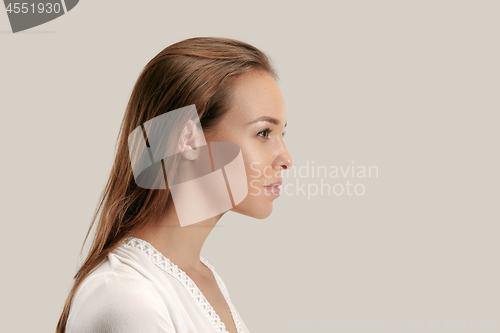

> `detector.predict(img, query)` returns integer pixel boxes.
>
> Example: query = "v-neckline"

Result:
[120,237,244,333]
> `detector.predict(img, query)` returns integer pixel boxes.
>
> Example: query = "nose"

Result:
[273,146,293,171]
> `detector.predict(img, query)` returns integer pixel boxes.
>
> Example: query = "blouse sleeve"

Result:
[66,271,177,333]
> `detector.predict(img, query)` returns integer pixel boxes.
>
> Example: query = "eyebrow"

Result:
[248,116,287,127]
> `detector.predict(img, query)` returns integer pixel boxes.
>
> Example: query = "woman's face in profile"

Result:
[205,70,293,219]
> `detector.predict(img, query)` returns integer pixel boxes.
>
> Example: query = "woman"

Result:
[56,37,293,333]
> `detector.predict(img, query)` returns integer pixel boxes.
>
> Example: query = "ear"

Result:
[178,119,206,161]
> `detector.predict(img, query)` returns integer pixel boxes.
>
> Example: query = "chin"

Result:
[230,199,273,219]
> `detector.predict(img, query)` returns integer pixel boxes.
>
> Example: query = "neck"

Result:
[130,204,225,274]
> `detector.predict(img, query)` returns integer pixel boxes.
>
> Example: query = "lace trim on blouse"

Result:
[120,237,245,333]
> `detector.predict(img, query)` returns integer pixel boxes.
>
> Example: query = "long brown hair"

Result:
[56,37,277,332]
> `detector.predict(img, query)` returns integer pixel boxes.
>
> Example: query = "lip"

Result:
[263,180,282,196]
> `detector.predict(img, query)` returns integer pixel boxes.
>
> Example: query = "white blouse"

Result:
[66,237,250,333]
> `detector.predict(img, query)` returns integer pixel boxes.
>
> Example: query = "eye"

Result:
[257,128,272,138]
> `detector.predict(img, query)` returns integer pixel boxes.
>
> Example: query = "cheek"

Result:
[232,139,273,197]
[242,150,265,180]
[239,151,267,200]
[245,161,263,197]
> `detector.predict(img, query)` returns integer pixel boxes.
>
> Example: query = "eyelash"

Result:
[257,128,286,139]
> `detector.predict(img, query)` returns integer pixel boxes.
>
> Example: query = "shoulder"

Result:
[67,269,175,332]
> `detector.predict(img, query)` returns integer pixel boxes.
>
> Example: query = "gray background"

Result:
[1,1,498,332]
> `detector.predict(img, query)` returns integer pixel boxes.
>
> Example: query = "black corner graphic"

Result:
[3,0,79,33]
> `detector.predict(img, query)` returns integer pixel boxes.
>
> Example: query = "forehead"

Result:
[226,71,286,125]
